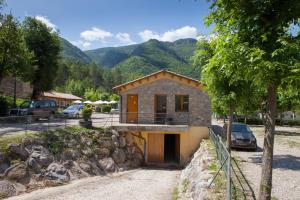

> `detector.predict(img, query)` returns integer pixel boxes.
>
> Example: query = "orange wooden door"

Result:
[148,133,164,162]
[127,94,138,123]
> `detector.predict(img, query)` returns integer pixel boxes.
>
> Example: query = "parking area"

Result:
[213,120,300,200]
[0,113,119,136]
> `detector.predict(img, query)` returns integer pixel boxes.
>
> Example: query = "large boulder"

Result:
[44,163,70,182]
[94,147,110,159]
[0,180,17,198]
[61,149,81,160]
[111,130,119,137]
[78,162,92,173]
[119,136,126,148]
[7,144,29,160]
[98,158,116,173]
[99,140,112,149]
[21,137,45,147]
[27,157,41,173]
[5,163,29,183]
[112,148,126,164]
[126,135,134,147]
[26,145,54,167]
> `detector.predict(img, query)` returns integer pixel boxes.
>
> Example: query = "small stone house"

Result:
[113,70,211,166]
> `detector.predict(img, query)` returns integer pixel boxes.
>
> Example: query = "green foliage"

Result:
[82,104,93,119]
[60,37,91,63]
[99,92,110,101]
[101,104,111,113]
[84,88,101,102]
[84,38,200,80]
[23,17,61,98]
[0,96,9,116]
[110,94,120,101]
[0,95,27,116]
[0,14,33,82]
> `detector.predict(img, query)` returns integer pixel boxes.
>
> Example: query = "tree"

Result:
[23,17,61,99]
[0,14,32,82]
[0,14,33,106]
[205,1,300,199]
[195,37,257,198]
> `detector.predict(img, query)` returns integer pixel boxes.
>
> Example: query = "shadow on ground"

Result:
[275,131,300,137]
[247,154,300,170]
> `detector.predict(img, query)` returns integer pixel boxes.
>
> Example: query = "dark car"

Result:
[9,100,58,119]
[222,123,257,150]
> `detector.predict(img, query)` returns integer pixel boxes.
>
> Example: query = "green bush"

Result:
[286,120,300,126]
[102,104,111,113]
[82,104,93,119]
[0,96,9,116]
[236,117,263,125]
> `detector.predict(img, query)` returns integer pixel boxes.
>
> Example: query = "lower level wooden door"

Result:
[148,133,164,162]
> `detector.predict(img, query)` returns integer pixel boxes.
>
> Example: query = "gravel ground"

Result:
[8,169,180,200]
[232,125,300,200]
[212,120,300,199]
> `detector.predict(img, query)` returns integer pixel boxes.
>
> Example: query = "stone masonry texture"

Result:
[120,78,211,126]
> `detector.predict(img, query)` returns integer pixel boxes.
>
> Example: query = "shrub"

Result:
[82,104,93,119]
[102,104,111,113]
[0,96,9,116]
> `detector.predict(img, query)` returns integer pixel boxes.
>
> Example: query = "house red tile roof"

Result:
[42,91,82,100]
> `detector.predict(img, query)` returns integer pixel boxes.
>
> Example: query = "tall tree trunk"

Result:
[31,87,40,100]
[13,72,17,108]
[226,104,234,200]
[259,84,277,200]
[227,105,234,151]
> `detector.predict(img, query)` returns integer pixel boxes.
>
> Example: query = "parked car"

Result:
[110,108,119,114]
[9,100,57,119]
[63,104,85,118]
[222,122,257,150]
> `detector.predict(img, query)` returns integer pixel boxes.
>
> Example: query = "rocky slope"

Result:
[0,127,143,198]
[177,140,214,200]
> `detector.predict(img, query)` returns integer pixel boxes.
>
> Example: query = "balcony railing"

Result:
[112,112,190,125]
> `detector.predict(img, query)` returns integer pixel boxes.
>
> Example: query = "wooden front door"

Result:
[127,94,138,123]
[148,133,164,162]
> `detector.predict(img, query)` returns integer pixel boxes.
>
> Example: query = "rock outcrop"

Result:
[0,128,143,198]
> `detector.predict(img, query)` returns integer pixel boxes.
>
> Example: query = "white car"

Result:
[110,108,119,114]
[63,105,85,118]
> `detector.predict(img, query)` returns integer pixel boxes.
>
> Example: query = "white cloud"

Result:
[71,40,91,49]
[80,27,113,42]
[116,32,135,44]
[35,15,56,31]
[138,30,160,41]
[139,26,198,42]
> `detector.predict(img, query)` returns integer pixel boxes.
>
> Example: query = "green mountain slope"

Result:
[60,37,92,63]
[84,38,199,79]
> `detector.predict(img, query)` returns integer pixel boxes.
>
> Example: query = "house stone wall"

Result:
[120,78,211,126]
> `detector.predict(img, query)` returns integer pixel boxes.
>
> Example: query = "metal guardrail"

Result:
[209,128,232,200]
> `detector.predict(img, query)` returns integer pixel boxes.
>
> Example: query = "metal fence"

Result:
[209,127,232,200]
[112,112,190,125]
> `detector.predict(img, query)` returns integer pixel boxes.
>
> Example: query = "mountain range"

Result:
[60,37,200,79]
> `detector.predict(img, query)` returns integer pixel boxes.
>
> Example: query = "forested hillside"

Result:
[84,38,199,79]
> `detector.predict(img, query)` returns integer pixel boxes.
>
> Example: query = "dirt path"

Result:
[8,168,180,200]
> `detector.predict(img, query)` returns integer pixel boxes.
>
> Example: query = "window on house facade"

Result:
[175,95,189,112]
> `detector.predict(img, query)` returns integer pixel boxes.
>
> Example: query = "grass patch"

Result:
[271,197,279,200]
[206,139,226,199]
[181,178,189,193]
[172,186,179,200]
[0,132,37,153]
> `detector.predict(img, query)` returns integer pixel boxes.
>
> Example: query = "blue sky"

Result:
[4,0,212,50]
